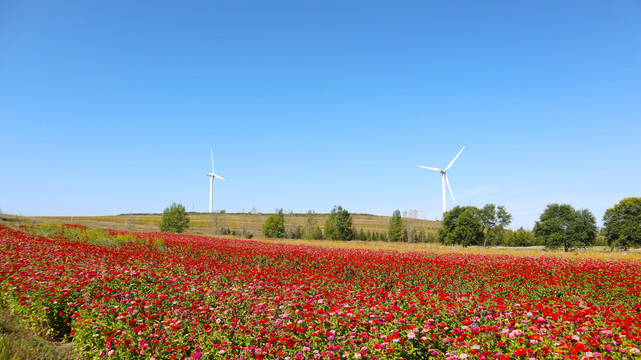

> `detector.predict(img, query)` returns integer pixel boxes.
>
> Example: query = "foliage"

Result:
[478,204,513,247]
[0,288,77,359]
[506,227,535,247]
[303,210,323,240]
[324,205,355,241]
[288,225,303,239]
[388,209,407,242]
[159,202,190,233]
[2,223,641,359]
[220,227,254,239]
[534,203,597,252]
[439,206,483,247]
[603,197,641,250]
[308,227,324,240]
[262,209,286,238]
[20,223,164,248]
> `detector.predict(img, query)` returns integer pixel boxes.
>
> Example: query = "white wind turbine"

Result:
[418,146,465,215]
[206,149,225,213]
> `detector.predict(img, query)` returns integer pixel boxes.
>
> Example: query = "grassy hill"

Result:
[3,212,442,239]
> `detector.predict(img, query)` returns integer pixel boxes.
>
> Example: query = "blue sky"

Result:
[1,1,639,229]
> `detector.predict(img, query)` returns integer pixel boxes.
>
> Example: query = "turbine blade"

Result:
[210,148,215,172]
[418,166,442,172]
[445,174,455,202]
[214,174,226,181]
[445,146,465,171]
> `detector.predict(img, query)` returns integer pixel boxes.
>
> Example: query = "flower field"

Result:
[1,224,640,359]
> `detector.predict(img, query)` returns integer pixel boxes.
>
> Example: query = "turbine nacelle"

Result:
[418,146,465,215]
[206,172,225,180]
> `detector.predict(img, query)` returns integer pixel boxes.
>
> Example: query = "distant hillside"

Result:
[13,212,442,239]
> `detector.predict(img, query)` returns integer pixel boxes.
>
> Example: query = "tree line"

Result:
[160,197,641,251]
[440,197,641,250]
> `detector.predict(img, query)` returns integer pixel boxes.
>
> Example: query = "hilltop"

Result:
[1,212,441,239]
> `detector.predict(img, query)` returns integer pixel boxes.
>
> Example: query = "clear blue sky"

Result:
[1,1,640,229]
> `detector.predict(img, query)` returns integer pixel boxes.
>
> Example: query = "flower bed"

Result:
[1,224,639,359]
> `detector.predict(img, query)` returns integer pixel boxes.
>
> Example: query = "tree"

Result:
[324,206,355,240]
[160,202,190,233]
[304,210,323,240]
[289,226,303,239]
[478,204,513,247]
[388,209,407,242]
[263,209,286,238]
[602,197,641,250]
[534,204,597,252]
[507,227,534,247]
[438,206,483,247]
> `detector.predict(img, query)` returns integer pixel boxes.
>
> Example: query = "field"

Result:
[18,212,442,238]
[1,222,640,359]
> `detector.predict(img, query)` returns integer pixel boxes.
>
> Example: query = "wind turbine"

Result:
[418,146,465,215]
[206,149,225,213]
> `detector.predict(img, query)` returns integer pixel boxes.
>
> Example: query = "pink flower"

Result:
[192,350,202,359]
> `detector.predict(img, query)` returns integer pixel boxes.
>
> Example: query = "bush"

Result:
[324,206,355,241]
[289,226,303,239]
[263,209,286,238]
[159,202,190,233]
[506,227,534,247]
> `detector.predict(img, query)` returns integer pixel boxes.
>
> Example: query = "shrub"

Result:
[159,202,190,233]
[263,209,286,238]
[324,206,355,241]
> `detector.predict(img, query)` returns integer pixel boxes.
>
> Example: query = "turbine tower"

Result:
[207,149,225,213]
[418,146,465,215]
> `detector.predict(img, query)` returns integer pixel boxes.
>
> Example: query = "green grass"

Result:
[0,303,75,360]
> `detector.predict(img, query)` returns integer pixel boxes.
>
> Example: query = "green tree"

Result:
[310,227,324,240]
[479,204,513,247]
[438,206,483,247]
[325,206,355,240]
[303,210,324,240]
[408,228,418,243]
[534,204,597,252]
[388,209,407,242]
[418,230,427,243]
[602,197,641,250]
[289,225,303,239]
[263,209,286,238]
[159,202,190,233]
[507,227,534,247]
